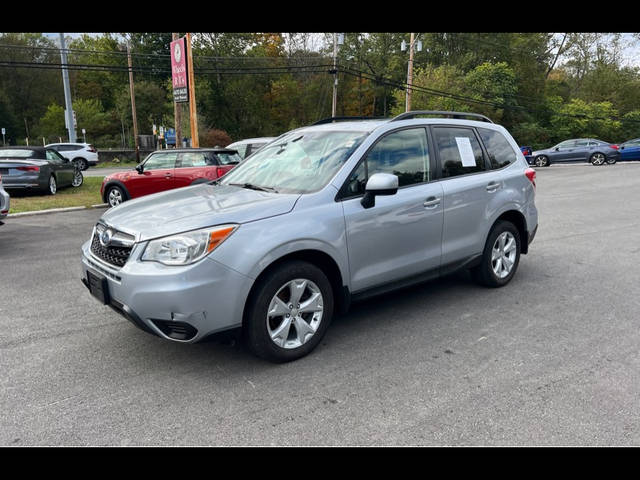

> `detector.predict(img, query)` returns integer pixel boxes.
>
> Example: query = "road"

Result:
[1,163,640,446]
[84,167,134,178]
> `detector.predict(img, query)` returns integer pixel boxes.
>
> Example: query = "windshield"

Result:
[220,130,368,194]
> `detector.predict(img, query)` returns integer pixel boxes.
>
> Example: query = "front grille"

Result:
[90,228,133,268]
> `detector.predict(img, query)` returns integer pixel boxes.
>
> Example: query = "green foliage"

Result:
[4,32,640,150]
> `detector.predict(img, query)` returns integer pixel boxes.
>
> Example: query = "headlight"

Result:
[141,224,238,266]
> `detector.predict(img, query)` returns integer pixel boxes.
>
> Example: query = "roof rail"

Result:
[390,110,494,124]
[312,116,387,126]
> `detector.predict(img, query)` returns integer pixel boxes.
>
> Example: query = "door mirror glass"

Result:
[135,164,144,174]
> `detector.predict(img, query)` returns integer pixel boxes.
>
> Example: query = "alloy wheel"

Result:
[266,278,324,349]
[49,176,57,194]
[108,188,123,207]
[491,232,517,279]
[591,153,605,165]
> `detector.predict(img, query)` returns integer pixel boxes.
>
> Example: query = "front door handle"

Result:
[486,182,500,192]
[423,196,441,208]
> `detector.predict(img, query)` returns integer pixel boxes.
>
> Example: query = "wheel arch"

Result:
[489,209,529,254]
[242,249,350,328]
[102,180,130,203]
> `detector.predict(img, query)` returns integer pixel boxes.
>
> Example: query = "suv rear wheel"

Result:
[471,220,521,288]
[244,260,334,362]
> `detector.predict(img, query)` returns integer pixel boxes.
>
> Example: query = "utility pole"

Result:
[332,33,338,118]
[59,33,76,143]
[127,42,140,162]
[172,33,183,148]
[406,33,415,112]
[186,32,199,148]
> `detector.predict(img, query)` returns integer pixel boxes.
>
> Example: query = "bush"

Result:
[199,128,232,148]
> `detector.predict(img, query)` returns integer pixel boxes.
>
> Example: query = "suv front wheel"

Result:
[244,260,334,362]
[471,220,521,288]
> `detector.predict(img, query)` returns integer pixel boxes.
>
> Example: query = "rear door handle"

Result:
[486,182,500,192]
[423,196,441,208]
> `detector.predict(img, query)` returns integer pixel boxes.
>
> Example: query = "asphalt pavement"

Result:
[1,163,640,446]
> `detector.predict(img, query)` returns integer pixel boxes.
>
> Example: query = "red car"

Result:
[101,148,241,207]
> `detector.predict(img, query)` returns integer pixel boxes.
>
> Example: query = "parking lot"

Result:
[1,163,640,446]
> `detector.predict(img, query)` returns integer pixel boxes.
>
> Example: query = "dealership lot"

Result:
[1,163,640,446]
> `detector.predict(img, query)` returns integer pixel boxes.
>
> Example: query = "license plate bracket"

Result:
[87,270,110,305]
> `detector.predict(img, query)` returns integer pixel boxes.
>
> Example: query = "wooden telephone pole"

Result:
[186,33,199,148]
[127,43,140,162]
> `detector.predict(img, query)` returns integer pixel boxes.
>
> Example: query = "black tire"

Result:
[534,155,549,167]
[72,169,84,187]
[471,220,521,288]
[47,175,57,195]
[606,156,617,165]
[73,158,88,170]
[244,260,334,362]
[105,185,125,207]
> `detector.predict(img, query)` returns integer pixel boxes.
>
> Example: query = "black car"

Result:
[0,146,83,195]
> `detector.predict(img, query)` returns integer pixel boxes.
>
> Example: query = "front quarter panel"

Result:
[210,186,350,287]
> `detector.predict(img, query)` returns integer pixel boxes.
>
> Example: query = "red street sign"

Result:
[171,37,189,103]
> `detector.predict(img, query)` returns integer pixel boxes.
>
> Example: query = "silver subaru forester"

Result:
[81,111,538,362]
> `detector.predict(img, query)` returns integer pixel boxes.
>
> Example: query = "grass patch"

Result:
[94,160,139,169]
[8,176,104,214]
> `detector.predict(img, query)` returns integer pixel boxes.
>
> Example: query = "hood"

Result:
[100,183,300,241]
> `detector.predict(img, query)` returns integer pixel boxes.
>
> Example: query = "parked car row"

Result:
[521,136,640,167]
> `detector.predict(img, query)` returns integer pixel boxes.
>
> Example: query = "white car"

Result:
[45,143,99,170]
[227,137,276,160]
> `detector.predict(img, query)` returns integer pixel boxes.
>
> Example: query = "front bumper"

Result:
[81,240,254,343]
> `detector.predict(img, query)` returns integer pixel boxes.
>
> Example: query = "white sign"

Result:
[82,128,86,135]
[1,128,4,135]
[455,137,477,167]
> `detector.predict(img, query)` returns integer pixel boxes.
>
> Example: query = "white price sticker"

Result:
[455,137,477,167]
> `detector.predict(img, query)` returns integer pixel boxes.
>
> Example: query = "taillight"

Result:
[610,144,619,150]
[17,166,40,172]
[87,147,97,153]
[216,167,227,178]
[525,168,536,189]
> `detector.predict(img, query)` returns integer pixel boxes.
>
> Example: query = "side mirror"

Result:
[135,164,144,174]
[554,147,560,151]
[361,173,398,209]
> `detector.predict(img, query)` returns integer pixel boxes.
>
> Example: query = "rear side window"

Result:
[433,127,485,178]
[232,143,248,158]
[179,152,209,168]
[478,128,518,169]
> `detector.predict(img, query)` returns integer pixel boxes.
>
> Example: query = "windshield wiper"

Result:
[228,182,278,193]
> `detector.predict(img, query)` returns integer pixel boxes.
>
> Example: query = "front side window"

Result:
[574,139,589,147]
[220,129,368,194]
[556,140,576,149]
[478,128,518,169]
[144,152,177,170]
[433,127,485,178]
[342,128,430,197]
[46,149,66,163]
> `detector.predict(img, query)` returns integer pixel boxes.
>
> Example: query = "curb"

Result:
[8,204,108,218]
